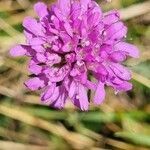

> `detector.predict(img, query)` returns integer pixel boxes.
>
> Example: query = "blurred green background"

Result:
[0,0,150,149]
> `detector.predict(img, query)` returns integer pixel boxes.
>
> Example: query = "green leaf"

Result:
[115,132,150,147]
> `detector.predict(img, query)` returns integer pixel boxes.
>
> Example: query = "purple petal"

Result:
[116,81,132,91]
[80,0,91,12]
[58,0,71,16]
[88,12,102,28]
[100,44,113,54]
[103,10,120,25]
[48,65,70,82]
[69,81,76,98]
[48,86,60,103]
[36,53,47,63]
[51,15,60,29]
[24,29,34,42]
[115,42,139,58]
[85,80,97,90]
[41,84,56,101]
[112,77,124,85]
[24,77,45,91]
[111,25,127,40]
[34,2,48,18]
[23,17,43,36]
[109,51,126,62]
[41,85,60,105]
[51,93,67,109]
[97,64,108,76]
[71,2,81,20]
[46,53,61,66]
[94,82,105,105]
[64,22,73,37]
[10,45,30,56]
[80,72,88,84]
[75,84,89,111]
[28,64,42,75]
[51,87,67,109]
[110,63,131,81]
[105,22,127,40]
[31,45,45,53]
[62,43,72,52]
[29,38,45,46]
[53,5,65,21]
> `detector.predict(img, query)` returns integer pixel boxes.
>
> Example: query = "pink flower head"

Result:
[10,0,139,110]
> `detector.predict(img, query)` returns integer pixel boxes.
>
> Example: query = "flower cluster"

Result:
[10,0,139,110]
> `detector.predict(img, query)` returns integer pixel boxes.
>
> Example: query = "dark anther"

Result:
[29,74,37,77]
[38,63,46,66]
[56,81,62,86]
[77,39,82,48]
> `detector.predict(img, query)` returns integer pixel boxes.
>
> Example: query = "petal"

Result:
[41,84,56,101]
[23,17,37,32]
[46,53,61,65]
[51,87,67,109]
[71,2,81,20]
[103,10,120,25]
[94,82,105,105]
[111,25,127,40]
[88,12,102,28]
[64,22,73,37]
[51,15,60,29]
[34,2,48,18]
[48,86,60,103]
[49,65,70,82]
[110,63,131,81]
[97,64,108,76]
[58,0,71,16]
[80,0,91,12]
[28,64,42,75]
[23,17,43,36]
[69,81,76,98]
[80,72,88,84]
[85,80,97,90]
[51,93,67,109]
[112,77,124,85]
[100,44,113,54]
[59,32,71,43]
[29,38,45,46]
[73,84,89,111]
[109,51,126,62]
[115,42,139,58]
[41,85,60,104]
[62,43,72,52]
[10,45,29,56]
[36,53,47,63]
[53,6,65,21]
[116,81,132,91]
[31,45,45,53]
[105,22,127,40]
[63,77,71,91]
[24,77,45,91]
[24,29,34,42]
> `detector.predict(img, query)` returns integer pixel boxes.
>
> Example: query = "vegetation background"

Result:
[0,0,150,149]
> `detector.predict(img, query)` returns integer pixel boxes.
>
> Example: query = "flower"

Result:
[10,0,139,110]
